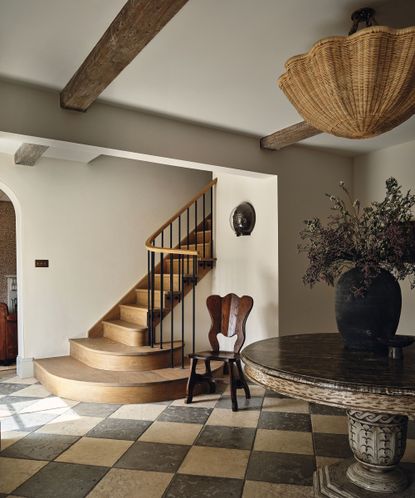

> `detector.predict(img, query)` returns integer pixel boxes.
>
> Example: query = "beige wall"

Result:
[353,139,415,335]
[0,200,16,306]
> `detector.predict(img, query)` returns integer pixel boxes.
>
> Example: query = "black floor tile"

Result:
[246,451,315,486]
[309,403,346,416]
[408,420,415,439]
[71,402,121,418]
[258,411,312,432]
[313,433,353,458]
[0,383,28,395]
[215,396,263,411]
[86,418,151,441]
[1,433,79,461]
[165,474,244,498]
[196,425,256,450]
[264,390,290,398]
[13,461,108,498]
[158,406,211,424]
[115,441,189,473]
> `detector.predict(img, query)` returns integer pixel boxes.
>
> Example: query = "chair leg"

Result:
[223,362,229,375]
[186,358,198,404]
[229,361,238,412]
[236,359,251,399]
[205,359,216,394]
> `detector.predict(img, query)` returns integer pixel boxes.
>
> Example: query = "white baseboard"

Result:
[16,356,34,378]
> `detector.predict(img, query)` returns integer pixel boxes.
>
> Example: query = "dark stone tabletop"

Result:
[241,333,415,396]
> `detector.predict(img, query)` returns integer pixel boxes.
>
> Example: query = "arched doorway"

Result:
[0,187,18,372]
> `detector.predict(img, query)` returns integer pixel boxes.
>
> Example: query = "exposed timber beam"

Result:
[60,0,189,112]
[14,143,49,166]
[260,121,322,150]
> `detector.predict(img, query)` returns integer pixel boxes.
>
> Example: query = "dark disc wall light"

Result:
[230,202,256,236]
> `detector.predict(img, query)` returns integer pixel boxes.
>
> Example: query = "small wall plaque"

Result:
[35,260,49,268]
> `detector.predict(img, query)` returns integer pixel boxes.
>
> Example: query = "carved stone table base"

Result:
[314,410,414,497]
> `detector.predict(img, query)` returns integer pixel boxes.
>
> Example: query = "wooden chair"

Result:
[0,303,17,365]
[186,293,254,411]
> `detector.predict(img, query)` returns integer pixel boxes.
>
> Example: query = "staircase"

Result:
[34,179,221,403]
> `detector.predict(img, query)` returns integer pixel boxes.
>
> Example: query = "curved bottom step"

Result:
[34,356,223,404]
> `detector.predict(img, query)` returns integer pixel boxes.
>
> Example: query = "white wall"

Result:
[353,139,415,335]
[213,172,278,346]
[0,152,211,364]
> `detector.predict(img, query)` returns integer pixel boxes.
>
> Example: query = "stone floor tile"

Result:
[262,397,309,413]
[0,396,39,414]
[86,468,173,498]
[311,414,348,434]
[165,474,244,498]
[3,377,38,385]
[13,461,108,498]
[9,384,51,398]
[139,421,202,445]
[264,390,290,398]
[56,437,132,467]
[254,429,314,455]
[316,456,347,467]
[71,402,121,418]
[206,408,260,428]
[158,406,211,424]
[403,438,415,463]
[313,433,353,459]
[110,403,166,421]
[243,480,314,497]
[258,411,312,432]
[1,410,66,433]
[87,418,151,441]
[178,446,249,479]
[1,432,79,461]
[0,384,28,396]
[171,394,220,409]
[246,451,315,486]
[0,430,30,451]
[115,441,189,473]
[215,396,263,411]
[0,456,47,494]
[35,412,103,436]
[20,396,78,414]
[309,403,346,416]
[196,425,256,450]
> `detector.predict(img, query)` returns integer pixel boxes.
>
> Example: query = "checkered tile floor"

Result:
[1,370,415,498]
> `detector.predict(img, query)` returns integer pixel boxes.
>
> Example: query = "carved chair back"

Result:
[206,294,253,353]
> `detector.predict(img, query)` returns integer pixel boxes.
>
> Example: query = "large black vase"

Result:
[335,268,402,354]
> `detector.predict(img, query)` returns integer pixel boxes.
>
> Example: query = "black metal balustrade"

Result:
[145,179,217,367]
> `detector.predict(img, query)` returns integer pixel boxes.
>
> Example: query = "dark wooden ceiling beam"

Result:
[60,0,189,112]
[14,143,49,166]
[260,121,322,150]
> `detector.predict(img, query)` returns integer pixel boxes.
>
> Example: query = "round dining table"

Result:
[241,333,415,498]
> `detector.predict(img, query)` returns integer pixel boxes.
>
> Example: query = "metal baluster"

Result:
[194,199,198,258]
[203,193,206,258]
[181,254,185,368]
[160,231,164,349]
[150,250,155,347]
[192,254,196,354]
[147,251,151,346]
[170,253,174,367]
[187,207,190,274]
[210,186,214,260]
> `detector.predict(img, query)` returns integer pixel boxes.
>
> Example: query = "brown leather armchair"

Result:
[0,303,17,364]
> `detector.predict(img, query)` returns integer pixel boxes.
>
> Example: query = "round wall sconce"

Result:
[230,202,256,237]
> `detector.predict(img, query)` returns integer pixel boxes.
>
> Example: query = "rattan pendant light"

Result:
[278,8,415,139]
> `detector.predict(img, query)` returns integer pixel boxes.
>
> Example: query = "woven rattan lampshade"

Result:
[278,26,415,139]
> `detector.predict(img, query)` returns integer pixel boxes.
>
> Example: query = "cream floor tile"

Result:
[243,480,314,498]
[110,404,166,421]
[172,394,221,409]
[311,415,348,434]
[20,396,78,414]
[56,437,132,467]
[254,429,314,455]
[403,439,415,463]
[206,408,260,428]
[179,446,249,479]
[0,457,47,494]
[262,397,309,413]
[316,456,346,467]
[5,376,38,385]
[139,421,202,445]
[0,430,29,451]
[36,412,103,436]
[10,384,51,398]
[223,384,265,397]
[0,406,13,418]
[86,468,173,498]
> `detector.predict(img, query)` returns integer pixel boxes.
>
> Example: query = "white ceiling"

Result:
[0,0,414,156]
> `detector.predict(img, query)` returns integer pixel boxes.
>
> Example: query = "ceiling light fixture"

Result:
[278,8,415,139]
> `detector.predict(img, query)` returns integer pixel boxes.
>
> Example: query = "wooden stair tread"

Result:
[102,319,146,332]
[70,337,183,356]
[35,356,221,387]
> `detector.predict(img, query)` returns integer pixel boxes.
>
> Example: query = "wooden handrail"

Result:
[145,178,217,256]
